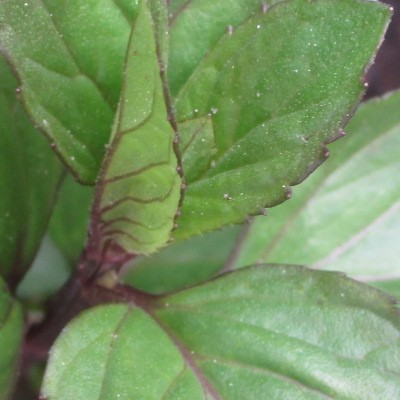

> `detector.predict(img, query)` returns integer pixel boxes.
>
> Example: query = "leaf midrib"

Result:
[197,353,333,399]
[314,200,400,271]
[155,306,400,394]
[148,308,223,400]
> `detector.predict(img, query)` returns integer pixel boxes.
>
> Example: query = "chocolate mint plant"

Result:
[0,0,400,399]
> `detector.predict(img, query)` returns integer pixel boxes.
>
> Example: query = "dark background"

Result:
[366,0,400,98]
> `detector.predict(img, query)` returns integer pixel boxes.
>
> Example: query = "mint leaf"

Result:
[43,266,400,399]
[124,225,241,294]
[168,0,283,95]
[87,0,181,259]
[16,235,70,302]
[157,266,400,399]
[172,0,390,241]
[49,174,94,265]
[373,280,400,300]
[0,277,24,400]
[0,57,62,283]
[233,92,400,283]
[0,1,138,183]
[179,116,216,183]
[42,304,203,399]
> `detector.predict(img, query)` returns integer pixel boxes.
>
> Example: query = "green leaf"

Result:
[0,0,138,183]
[49,174,94,265]
[179,116,216,183]
[16,235,70,302]
[0,277,24,400]
[124,225,242,294]
[168,0,283,96]
[168,0,187,15]
[42,304,204,399]
[156,266,400,399]
[372,280,400,300]
[43,266,400,399]
[0,57,63,283]
[87,0,181,258]
[232,91,400,283]
[149,0,170,63]
[172,0,390,241]
[158,266,400,399]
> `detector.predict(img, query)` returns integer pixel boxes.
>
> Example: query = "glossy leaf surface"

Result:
[0,58,62,282]
[0,277,24,400]
[88,0,181,257]
[172,0,390,241]
[232,92,400,285]
[0,0,138,183]
[43,266,400,399]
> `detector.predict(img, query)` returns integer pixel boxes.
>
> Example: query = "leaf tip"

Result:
[325,128,346,145]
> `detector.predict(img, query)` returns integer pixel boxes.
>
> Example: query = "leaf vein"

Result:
[104,160,170,184]
[100,182,177,214]
[38,0,114,109]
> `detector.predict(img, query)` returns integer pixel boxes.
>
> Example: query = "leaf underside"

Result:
[42,265,400,400]
[88,0,181,258]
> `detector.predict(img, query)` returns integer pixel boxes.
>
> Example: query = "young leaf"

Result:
[87,0,181,259]
[42,266,400,399]
[0,277,24,400]
[0,57,63,284]
[172,0,391,241]
[232,91,400,283]
[0,1,138,183]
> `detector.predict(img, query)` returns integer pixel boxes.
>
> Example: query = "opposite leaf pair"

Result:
[0,0,399,399]
[0,0,391,262]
